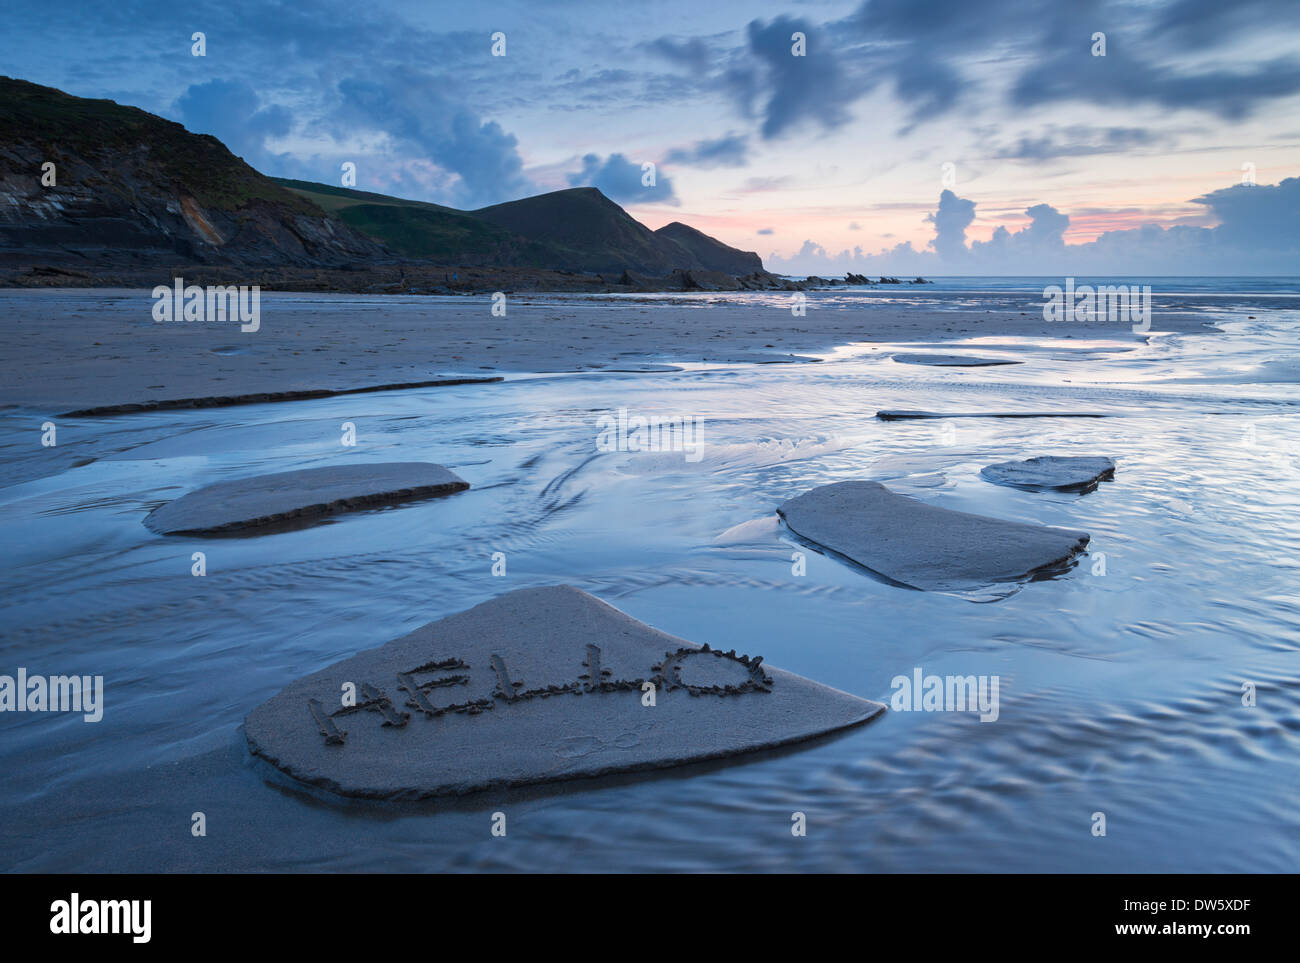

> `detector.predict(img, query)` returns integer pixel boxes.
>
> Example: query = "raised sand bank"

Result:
[0,288,1224,413]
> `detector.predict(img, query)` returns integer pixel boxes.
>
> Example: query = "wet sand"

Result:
[0,288,1217,413]
[0,290,1296,871]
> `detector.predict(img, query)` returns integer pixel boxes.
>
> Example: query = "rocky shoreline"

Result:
[1,262,929,295]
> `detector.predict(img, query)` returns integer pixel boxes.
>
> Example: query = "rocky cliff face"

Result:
[0,77,390,273]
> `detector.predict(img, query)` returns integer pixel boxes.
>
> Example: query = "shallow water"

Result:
[1,291,1298,872]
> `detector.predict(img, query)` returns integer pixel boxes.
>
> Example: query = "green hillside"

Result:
[276,179,521,260]
[273,177,764,274]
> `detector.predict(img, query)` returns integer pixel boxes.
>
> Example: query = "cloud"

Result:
[566,153,679,205]
[645,36,714,73]
[1010,49,1300,121]
[1153,0,1300,48]
[1007,1,1300,120]
[15,2,537,208]
[970,203,1070,259]
[891,56,964,126]
[832,0,1300,126]
[767,238,921,276]
[926,189,977,260]
[757,227,774,235]
[665,133,749,168]
[9,0,1300,226]
[767,174,1300,275]
[837,0,1043,124]
[739,175,795,193]
[1190,176,1300,249]
[993,126,1166,160]
[174,80,292,170]
[1020,203,1070,248]
[728,16,852,139]
[331,71,535,208]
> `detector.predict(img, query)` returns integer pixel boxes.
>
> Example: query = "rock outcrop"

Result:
[144,463,469,535]
[778,480,1090,591]
[980,456,1116,493]
[892,353,1023,367]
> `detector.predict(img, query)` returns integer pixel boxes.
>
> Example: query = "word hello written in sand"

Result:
[307,643,772,746]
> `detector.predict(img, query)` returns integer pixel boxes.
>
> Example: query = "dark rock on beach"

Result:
[980,456,1116,493]
[877,409,1108,420]
[144,462,469,535]
[671,267,743,291]
[778,480,1090,591]
[60,375,501,418]
[892,353,1023,367]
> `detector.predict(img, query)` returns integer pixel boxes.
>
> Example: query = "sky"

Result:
[4,0,1300,274]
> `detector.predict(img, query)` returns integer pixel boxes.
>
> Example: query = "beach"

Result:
[0,285,1223,413]
[1,282,1298,871]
